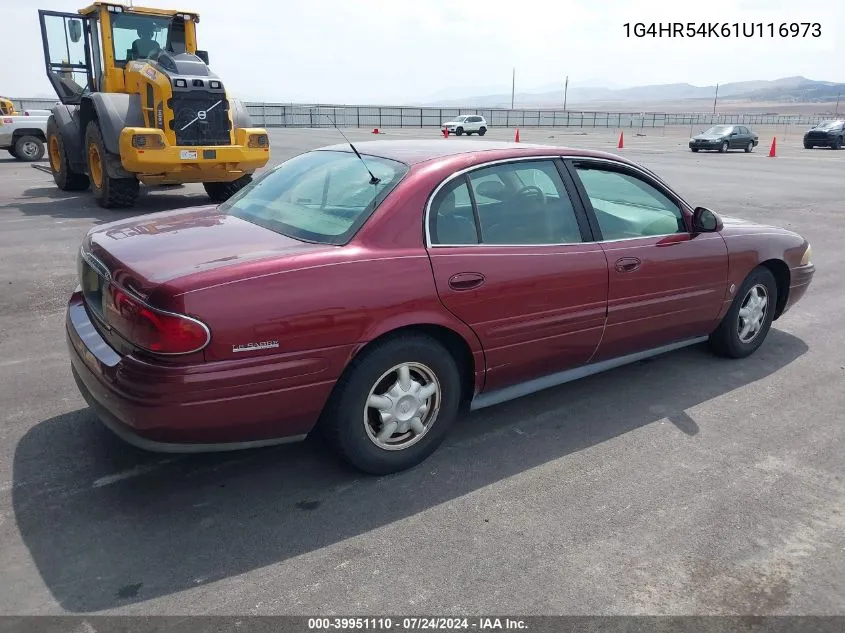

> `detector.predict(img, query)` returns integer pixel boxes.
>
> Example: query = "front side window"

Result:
[111,13,170,63]
[574,164,686,240]
[221,150,409,245]
[430,160,583,246]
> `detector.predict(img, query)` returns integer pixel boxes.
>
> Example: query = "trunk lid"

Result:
[83,205,332,300]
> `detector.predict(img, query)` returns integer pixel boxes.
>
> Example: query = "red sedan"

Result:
[66,140,815,474]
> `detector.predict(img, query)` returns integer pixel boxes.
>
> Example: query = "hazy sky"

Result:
[4,0,842,103]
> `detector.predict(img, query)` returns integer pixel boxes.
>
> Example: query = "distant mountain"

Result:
[422,76,845,108]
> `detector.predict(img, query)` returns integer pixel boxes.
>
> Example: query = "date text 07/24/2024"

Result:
[623,22,821,38]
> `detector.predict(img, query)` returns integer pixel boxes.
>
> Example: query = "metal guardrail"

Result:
[11,97,831,128]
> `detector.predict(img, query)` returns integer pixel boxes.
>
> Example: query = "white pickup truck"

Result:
[0,111,50,161]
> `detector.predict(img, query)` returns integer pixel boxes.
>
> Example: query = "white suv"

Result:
[442,114,487,136]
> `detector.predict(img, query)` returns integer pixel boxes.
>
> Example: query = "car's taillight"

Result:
[104,286,210,355]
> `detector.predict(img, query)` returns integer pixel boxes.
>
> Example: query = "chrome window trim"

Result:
[424,153,696,249]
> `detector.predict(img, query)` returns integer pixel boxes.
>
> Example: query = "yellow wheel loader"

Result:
[38,3,270,209]
[0,97,20,116]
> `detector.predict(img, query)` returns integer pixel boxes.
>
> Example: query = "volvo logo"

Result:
[179,100,223,131]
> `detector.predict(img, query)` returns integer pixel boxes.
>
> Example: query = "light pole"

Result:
[563,75,569,111]
[511,67,515,109]
[712,82,719,116]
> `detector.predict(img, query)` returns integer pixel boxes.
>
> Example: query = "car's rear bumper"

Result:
[782,263,815,314]
[66,291,342,451]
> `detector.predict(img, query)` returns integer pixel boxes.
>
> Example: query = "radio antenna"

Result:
[322,112,380,185]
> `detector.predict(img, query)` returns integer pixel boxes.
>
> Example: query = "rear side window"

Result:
[220,150,409,245]
[430,179,478,245]
[430,160,584,245]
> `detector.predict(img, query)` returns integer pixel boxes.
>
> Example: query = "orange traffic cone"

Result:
[442,128,449,138]
[617,131,624,149]
[514,128,520,143]
[768,137,777,157]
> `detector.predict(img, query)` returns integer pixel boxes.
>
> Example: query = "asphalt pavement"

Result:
[0,126,843,615]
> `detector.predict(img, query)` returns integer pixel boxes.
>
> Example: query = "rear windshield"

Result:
[220,150,409,245]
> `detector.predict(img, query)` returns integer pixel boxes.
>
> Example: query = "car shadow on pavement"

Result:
[2,185,211,222]
[12,329,807,612]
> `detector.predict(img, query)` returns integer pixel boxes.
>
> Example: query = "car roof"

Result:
[315,139,618,166]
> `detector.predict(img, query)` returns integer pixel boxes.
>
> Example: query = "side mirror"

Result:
[195,49,209,65]
[693,207,722,233]
[68,19,83,43]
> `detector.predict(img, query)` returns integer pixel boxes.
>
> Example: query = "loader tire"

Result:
[85,121,139,209]
[203,174,253,203]
[47,117,89,191]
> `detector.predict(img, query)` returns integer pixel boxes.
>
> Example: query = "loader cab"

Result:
[38,3,202,102]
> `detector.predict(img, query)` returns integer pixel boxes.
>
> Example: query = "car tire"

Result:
[833,137,842,150]
[478,127,487,136]
[319,333,462,475]
[47,117,90,191]
[203,174,253,202]
[13,135,45,162]
[719,141,728,153]
[708,266,778,359]
[804,142,813,149]
[744,141,754,153]
[85,121,139,209]
[690,148,699,153]
[455,127,464,136]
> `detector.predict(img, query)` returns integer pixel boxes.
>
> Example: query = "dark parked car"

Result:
[689,125,758,153]
[67,140,814,474]
[803,119,845,149]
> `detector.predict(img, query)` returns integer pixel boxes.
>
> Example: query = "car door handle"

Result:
[614,257,641,273]
[448,272,485,290]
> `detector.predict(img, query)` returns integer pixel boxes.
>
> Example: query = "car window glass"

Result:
[574,165,686,240]
[470,171,507,204]
[430,179,478,245]
[467,161,583,245]
[221,150,408,245]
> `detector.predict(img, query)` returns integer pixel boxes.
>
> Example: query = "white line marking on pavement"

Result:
[92,458,179,488]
